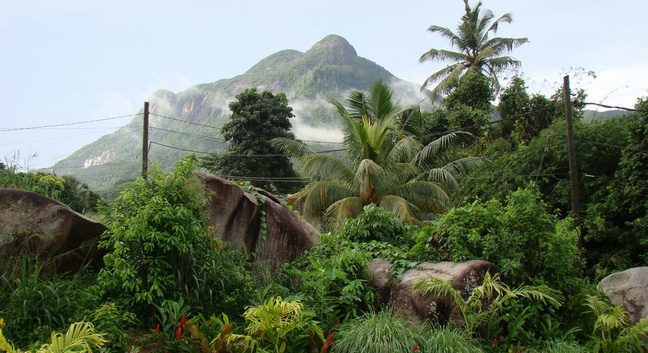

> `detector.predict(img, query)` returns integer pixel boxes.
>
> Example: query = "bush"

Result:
[413,186,583,290]
[284,241,375,330]
[98,156,251,324]
[338,204,417,246]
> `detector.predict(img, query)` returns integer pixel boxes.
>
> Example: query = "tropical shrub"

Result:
[227,297,324,353]
[338,204,417,246]
[414,272,561,350]
[0,319,106,353]
[98,156,251,323]
[583,294,648,353]
[414,186,583,290]
[284,241,375,330]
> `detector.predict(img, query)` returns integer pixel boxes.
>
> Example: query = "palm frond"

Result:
[324,196,364,229]
[270,137,314,159]
[298,153,353,183]
[389,181,451,215]
[39,322,107,353]
[378,194,420,224]
[414,131,475,168]
[288,181,355,221]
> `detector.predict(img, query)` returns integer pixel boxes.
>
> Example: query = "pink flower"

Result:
[412,345,420,352]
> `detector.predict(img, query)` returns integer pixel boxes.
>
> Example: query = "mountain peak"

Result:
[307,34,357,65]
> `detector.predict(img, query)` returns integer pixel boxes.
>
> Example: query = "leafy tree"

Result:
[273,80,485,229]
[497,75,530,139]
[201,88,302,194]
[419,0,528,98]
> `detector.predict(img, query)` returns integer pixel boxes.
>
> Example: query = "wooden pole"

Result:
[142,101,149,179]
[563,76,581,228]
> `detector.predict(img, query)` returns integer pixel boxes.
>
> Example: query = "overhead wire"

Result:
[0,114,140,132]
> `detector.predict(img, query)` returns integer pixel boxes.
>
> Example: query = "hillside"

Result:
[53,35,428,193]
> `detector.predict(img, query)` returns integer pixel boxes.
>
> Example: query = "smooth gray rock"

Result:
[598,267,648,324]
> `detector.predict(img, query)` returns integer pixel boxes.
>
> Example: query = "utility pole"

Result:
[142,101,149,179]
[563,76,581,229]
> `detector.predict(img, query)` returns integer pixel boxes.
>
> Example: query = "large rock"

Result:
[368,258,392,308]
[0,188,106,275]
[389,260,496,323]
[199,174,320,271]
[598,267,648,324]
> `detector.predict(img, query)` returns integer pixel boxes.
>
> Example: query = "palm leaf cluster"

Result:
[420,0,528,98]
[273,80,484,229]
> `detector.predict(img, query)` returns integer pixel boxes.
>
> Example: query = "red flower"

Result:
[176,323,183,339]
[412,345,420,352]
[181,314,187,328]
[493,337,498,346]
[155,323,161,335]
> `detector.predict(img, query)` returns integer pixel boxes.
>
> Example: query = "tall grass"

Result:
[0,259,99,348]
[332,309,482,353]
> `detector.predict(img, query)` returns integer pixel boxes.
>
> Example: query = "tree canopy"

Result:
[200,88,302,194]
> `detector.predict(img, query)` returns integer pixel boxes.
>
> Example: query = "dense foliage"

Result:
[0,165,101,213]
[98,156,251,325]
[415,186,583,290]
[3,2,648,351]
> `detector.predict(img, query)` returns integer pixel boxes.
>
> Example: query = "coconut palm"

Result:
[272,80,484,229]
[420,0,528,98]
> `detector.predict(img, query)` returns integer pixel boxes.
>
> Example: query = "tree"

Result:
[273,80,484,229]
[497,75,529,139]
[200,88,302,194]
[442,72,494,136]
[419,0,528,98]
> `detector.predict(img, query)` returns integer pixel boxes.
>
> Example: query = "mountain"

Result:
[53,35,428,193]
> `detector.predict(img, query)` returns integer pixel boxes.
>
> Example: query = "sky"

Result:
[1,0,647,171]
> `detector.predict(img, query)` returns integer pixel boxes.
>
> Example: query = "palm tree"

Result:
[420,0,528,99]
[272,80,484,229]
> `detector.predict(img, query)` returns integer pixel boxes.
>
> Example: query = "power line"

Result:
[149,140,211,154]
[577,139,648,154]
[584,102,647,113]
[149,113,222,130]
[149,126,226,143]
[0,114,140,132]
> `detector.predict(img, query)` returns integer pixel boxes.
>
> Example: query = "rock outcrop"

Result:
[598,267,648,324]
[387,260,496,323]
[0,187,106,275]
[199,174,320,271]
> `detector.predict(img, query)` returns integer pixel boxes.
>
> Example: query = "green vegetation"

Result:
[273,80,484,230]
[200,88,303,194]
[3,2,648,351]
[0,165,101,213]
[419,0,528,98]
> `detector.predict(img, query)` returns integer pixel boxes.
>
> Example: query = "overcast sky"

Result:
[1,0,647,170]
